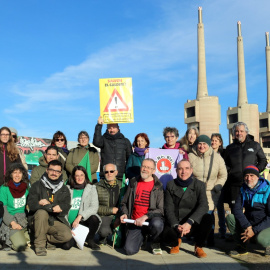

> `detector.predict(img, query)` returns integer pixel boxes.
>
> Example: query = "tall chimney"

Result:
[197,7,208,99]
[237,21,248,106]
[266,32,270,112]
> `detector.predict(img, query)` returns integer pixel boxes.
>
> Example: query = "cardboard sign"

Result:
[99,78,134,123]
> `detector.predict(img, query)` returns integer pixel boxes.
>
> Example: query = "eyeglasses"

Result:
[0,134,10,137]
[12,135,17,139]
[141,165,154,170]
[47,168,62,174]
[105,170,115,174]
[55,139,65,142]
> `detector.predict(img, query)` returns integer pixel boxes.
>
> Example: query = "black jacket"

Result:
[165,176,208,227]
[93,124,132,179]
[120,175,164,219]
[27,179,71,226]
[224,134,267,203]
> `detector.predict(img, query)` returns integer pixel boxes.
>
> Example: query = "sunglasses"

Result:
[105,170,115,174]
[12,135,17,139]
[56,139,65,142]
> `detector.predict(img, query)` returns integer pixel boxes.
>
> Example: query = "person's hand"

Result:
[98,116,104,125]
[178,223,191,237]
[39,199,50,206]
[53,205,62,213]
[179,149,185,155]
[120,214,128,223]
[241,226,254,242]
[144,148,149,154]
[134,215,148,227]
[112,207,118,215]
[72,215,82,229]
[10,221,22,230]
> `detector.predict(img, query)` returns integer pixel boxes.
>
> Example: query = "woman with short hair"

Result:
[66,131,99,182]
[0,163,30,251]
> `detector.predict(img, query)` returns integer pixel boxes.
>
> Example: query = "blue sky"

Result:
[1,0,270,147]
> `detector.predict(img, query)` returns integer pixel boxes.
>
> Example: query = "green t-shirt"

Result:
[68,189,84,225]
[0,185,28,215]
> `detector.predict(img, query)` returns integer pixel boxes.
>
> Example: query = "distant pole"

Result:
[266,32,270,112]
[197,6,208,99]
[237,21,248,106]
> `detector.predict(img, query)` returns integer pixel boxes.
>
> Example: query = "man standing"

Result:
[28,160,72,256]
[163,159,211,258]
[226,165,270,256]
[120,158,164,255]
[96,163,124,244]
[224,122,267,207]
[30,146,68,185]
[93,116,132,180]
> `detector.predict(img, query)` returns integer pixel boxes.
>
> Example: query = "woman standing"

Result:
[211,133,224,156]
[66,131,99,182]
[63,166,101,250]
[50,131,69,167]
[126,133,150,179]
[0,163,29,251]
[0,127,21,186]
[179,126,199,153]
[188,135,227,212]
[189,135,227,245]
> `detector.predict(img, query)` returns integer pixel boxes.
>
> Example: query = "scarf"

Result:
[134,146,147,157]
[8,179,27,199]
[162,142,180,149]
[175,175,193,187]
[41,173,64,194]
[73,182,86,190]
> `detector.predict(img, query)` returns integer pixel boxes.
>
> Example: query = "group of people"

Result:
[0,119,270,259]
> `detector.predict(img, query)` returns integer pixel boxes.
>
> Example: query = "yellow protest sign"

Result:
[99,78,134,123]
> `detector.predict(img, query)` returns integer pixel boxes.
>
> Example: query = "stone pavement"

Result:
[0,242,248,270]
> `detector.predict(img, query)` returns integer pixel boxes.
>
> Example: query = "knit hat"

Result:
[196,135,211,146]
[9,127,18,135]
[243,165,259,177]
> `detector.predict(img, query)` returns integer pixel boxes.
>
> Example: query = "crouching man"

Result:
[120,158,164,255]
[226,165,270,256]
[28,160,72,256]
[163,159,212,258]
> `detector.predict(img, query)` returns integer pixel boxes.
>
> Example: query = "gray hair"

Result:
[232,122,249,136]
[103,164,117,172]
[177,159,193,169]
[163,127,179,138]
[142,158,156,169]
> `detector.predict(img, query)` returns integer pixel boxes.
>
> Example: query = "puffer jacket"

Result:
[66,144,99,181]
[93,124,132,179]
[95,179,124,216]
[233,178,270,234]
[30,156,68,185]
[224,134,267,203]
[189,146,227,210]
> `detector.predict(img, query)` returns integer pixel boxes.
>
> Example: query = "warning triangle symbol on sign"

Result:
[104,88,129,112]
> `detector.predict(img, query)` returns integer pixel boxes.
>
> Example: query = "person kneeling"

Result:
[163,159,211,258]
[28,160,72,256]
[120,158,164,255]
[226,165,270,257]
